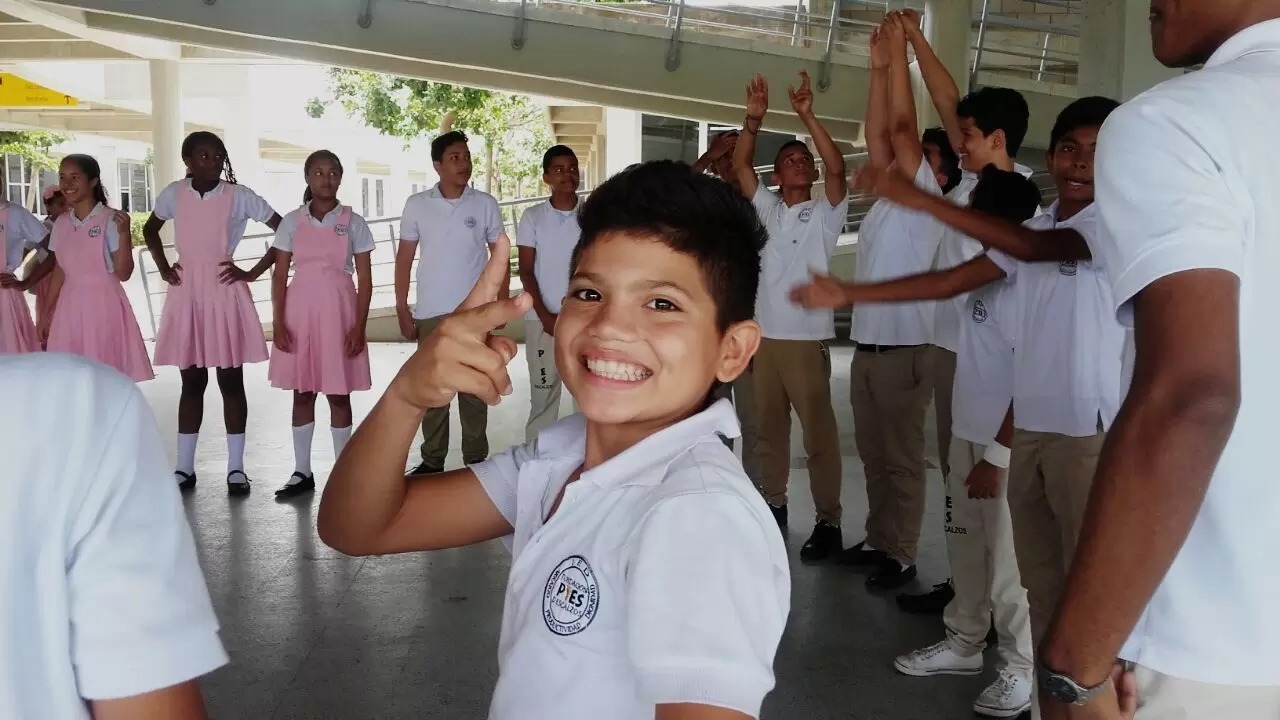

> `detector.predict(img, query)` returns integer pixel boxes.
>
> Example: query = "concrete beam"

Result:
[0,39,131,60]
[0,24,72,41]
[0,0,180,59]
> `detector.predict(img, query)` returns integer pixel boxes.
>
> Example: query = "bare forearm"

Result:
[994,404,1014,447]
[355,271,373,326]
[23,254,54,286]
[519,271,551,319]
[914,193,1089,261]
[142,218,173,273]
[691,151,715,175]
[910,30,963,149]
[394,245,415,309]
[247,248,277,280]
[842,261,997,304]
[801,112,846,200]
[733,121,761,196]
[113,245,134,282]
[271,265,289,323]
[866,67,893,169]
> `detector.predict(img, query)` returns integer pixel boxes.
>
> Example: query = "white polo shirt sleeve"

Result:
[818,192,851,254]
[271,208,303,252]
[349,212,376,256]
[515,204,539,249]
[151,181,182,221]
[12,205,49,246]
[627,491,786,717]
[471,441,539,528]
[398,194,423,244]
[233,184,278,224]
[482,194,504,243]
[751,185,780,219]
[1095,101,1246,327]
[66,386,228,700]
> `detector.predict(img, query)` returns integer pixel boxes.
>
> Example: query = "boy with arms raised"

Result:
[732,70,847,561]
[320,161,790,720]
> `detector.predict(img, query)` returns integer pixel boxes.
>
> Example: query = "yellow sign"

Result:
[0,74,78,108]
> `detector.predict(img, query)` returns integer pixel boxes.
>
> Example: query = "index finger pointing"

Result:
[459,234,511,312]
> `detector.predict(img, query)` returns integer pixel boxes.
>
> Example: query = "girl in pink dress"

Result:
[143,131,282,496]
[31,186,67,339]
[41,154,153,381]
[268,150,373,498]
[0,194,52,354]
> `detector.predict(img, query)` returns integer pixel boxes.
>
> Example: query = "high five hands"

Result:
[388,235,532,412]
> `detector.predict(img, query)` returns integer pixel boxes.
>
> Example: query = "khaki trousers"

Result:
[416,317,489,469]
[754,338,843,524]
[1134,665,1280,719]
[851,345,932,565]
[931,346,958,479]
[1006,428,1106,642]
[524,314,573,443]
[713,366,762,487]
[943,438,1033,675]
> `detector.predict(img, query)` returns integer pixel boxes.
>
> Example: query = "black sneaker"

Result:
[896,581,955,615]
[837,541,888,567]
[406,462,443,477]
[275,472,316,499]
[866,559,918,591]
[799,522,842,563]
[768,503,788,529]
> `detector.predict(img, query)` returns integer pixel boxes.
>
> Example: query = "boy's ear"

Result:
[717,319,762,385]
[992,128,1008,153]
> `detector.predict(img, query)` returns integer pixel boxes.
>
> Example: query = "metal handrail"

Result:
[971,0,1081,89]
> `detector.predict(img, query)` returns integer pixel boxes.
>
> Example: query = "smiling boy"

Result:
[319,161,790,720]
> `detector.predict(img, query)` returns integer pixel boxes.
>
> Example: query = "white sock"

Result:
[291,423,315,480]
[331,425,352,462]
[226,433,247,478]
[176,432,198,475]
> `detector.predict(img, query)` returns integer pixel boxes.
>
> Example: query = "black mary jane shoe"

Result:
[275,472,316,499]
[226,470,252,497]
[175,470,197,492]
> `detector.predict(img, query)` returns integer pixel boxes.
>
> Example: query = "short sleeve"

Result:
[12,206,49,246]
[1095,100,1246,327]
[751,185,779,219]
[821,194,851,236]
[986,247,1018,281]
[349,214,376,255]
[627,491,788,717]
[399,196,420,244]
[66,388,228,700]
[470,441,538,528]
[515,206,538,249]
[484,196,503,243]
[271,210,299,253]
[151,182,180,221]
[104,215,120,253]
[233,184,277,224]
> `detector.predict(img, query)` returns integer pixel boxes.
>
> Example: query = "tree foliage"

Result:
[0,130,65,171]
[308,69,553,201]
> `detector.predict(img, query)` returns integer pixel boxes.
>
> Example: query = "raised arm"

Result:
[789,70,846,205]
[903,8,964,153]
[865,23,894,170]
[733,75,768,197]
[856,165,1090,261]
[693,132,737,177]
[885,13,925,179]
[791,254,1004,309]
[111,212,135,282]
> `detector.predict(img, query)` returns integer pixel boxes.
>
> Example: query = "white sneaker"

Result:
[893,640,984,677]
[974,669,1033,718]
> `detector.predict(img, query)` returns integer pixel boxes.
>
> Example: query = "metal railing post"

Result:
[790,0,805,47]
[665,0,687,71]
[512,0,528,50]
[970,0,992,89]
[817,0,842,91]
[136,247,158,336]
[1036,31,1051,82]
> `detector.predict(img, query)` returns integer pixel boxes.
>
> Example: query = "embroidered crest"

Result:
[335,224,349,236]
[465,216,478,229]
[87,225,103,238]
[972,299,989,324]
[798,208,813,223]
[1059,260,1078,277]
[543,555,600,636]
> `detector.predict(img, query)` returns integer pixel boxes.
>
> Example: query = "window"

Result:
[361,177,370,216]
[375,179,385,217]
[117,161,153,214]
[4,154,40,212]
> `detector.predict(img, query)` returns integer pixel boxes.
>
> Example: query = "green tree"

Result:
[0,130,66,208]
[308,70,552,201]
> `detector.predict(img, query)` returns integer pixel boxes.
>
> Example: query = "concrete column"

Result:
[604,108,642,178]
[149,59,184,189]
[918,0,971,129]
[221,66,264,190]
[1079,0,1178,101]
[593,132,608,188]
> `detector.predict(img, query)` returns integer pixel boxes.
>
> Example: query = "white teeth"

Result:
[585,357,651,382]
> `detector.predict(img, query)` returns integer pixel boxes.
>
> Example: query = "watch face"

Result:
[1045,675,1081,704]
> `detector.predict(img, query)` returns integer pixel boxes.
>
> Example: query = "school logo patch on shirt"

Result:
[798,208,813,223]
[972,299,989,324]
[1059,260,1078,277]
[465,216,477,229]
[543,555,600,636]
[87,225,102,238]
[335,224,349,236]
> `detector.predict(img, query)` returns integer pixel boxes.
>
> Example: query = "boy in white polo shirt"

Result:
[516,145,581,442]
[1,353,227,720]
[1039,5,1280,718]
[731,70,848,562]
[319,161,789,720]
[395,130,510,475]
[840,14,960,592]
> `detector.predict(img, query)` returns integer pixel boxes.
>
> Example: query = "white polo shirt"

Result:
[516,199,580,314]
[950,261,1017,445]
[153,179,277,255]
[987,202,1124,437]
[1095,19,1280,686]
[471,400,790,719]
[933,164,1034,352]
[753,185,849,340]
[0,354,227,719]
[2,201,51,272]
[399,185,503,320]
[272,203,377,274]
[852,162,945,346]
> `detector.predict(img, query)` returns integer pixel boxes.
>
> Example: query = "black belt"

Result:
[855,343,925,354]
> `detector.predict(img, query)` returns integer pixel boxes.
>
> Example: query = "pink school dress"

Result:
[153,184,269,369]
[0,206,39,354]
[268,207,371,395]
[46,208,154,381]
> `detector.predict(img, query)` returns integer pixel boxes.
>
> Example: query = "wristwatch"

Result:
[1038,662,1110,705]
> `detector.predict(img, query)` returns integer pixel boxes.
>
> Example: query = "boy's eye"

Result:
[572,288,601,302]
[646,298,679,312]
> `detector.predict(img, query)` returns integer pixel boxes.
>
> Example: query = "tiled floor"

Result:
[142,342,1011,719]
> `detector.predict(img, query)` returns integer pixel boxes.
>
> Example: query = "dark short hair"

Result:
[969,165,1042,224]
[542,145,578,174]
[431,131,469,163]
[1049,96,1120,151]
[773,139,812,169]
[957,87,1030,156]
[572,160,765,333]
[922,127,962,194]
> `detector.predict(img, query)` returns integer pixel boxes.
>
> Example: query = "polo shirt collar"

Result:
[428,183,473,201]
[185,178,228,197]
[1207,18,1280,67]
